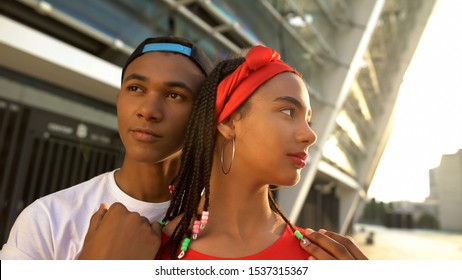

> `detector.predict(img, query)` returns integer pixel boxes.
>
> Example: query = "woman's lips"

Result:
[287,152,308,168]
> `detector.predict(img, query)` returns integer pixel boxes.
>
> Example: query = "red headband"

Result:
[214,45,299,125]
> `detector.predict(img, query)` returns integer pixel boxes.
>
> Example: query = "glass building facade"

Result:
[0,0,437,242]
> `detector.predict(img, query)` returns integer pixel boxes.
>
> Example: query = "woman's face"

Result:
[117,52,205,164]
[232,72,317,186]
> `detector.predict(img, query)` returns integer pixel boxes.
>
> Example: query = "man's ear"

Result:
[216,120,235,140]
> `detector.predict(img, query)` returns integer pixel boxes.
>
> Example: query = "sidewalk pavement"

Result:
[352,223,462,260]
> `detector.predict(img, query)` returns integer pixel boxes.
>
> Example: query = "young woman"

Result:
[160,45,328,259]
[0,36,213,260]
[160,45,368,260]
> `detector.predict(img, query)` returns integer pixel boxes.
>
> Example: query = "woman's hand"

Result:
[300,228,368,260]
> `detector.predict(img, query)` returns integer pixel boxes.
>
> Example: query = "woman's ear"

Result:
[216,121,235,140]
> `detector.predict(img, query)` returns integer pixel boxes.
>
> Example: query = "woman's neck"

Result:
[179,166,286,258]
[205,164,285,239]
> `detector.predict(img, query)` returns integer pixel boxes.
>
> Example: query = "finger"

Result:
[299,235,336,260]
[151,222,162,237]
[137,214,151,227]
[83,203,108,245]
[104,202,131,222]
[88,203,108,232]
[304,228,355,260]
[108,202,128,213]
[319,229,368,260]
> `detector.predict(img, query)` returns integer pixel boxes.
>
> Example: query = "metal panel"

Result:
[0,97,123,243]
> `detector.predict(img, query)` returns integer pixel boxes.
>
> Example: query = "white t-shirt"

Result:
[0,170,170,260]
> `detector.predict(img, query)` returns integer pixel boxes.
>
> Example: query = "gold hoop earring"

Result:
[220,137,235,175]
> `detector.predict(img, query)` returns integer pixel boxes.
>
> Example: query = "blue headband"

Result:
[142,43,192,57]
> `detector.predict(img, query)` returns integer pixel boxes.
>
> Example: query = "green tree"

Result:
[415,212,439,229]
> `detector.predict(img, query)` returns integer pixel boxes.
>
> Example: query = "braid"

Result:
[268,189,297,233]
[162,57,245,259]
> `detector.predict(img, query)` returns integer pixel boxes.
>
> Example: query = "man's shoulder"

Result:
[41,170,114,201]
[0,170,118,260]
[19,170,116,220]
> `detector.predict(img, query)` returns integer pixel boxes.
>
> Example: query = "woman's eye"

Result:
[281,108,294,117]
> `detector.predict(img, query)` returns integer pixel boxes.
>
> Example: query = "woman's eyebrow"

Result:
[273,96,303,108]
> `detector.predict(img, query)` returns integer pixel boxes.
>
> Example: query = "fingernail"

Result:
[308,256,316,260]
[305,228,314,235]
[301,238,310,246]
[318,229,327,234]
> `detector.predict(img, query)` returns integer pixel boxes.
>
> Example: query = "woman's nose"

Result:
[298,122,317,147]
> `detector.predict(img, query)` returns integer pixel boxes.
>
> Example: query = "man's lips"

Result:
[287,152,308,168]
[130,128,161,142]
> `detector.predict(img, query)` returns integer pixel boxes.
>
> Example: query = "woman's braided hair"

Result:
[162,55,298,259]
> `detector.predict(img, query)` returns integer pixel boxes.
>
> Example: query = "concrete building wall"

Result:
[430,150,462,231]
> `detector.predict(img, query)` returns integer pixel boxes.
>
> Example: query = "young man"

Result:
[0,36,213,259]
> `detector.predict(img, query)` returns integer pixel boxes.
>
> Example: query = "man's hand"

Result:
[78,202,162,260]
[299,228,368,260]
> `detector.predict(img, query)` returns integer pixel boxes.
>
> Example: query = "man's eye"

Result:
[128,85,142,92]
[168,92,184,100]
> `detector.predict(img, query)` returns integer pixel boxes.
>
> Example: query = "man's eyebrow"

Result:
[123,75,195,94]
[123,73,148,83]
[273,96,303,108]
[164,81,195,95]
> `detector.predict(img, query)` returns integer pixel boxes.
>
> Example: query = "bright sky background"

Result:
[367,0,462,203]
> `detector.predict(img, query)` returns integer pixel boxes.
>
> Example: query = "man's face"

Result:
[117,52,205,163]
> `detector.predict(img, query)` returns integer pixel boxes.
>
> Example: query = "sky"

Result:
[367,0,462,203]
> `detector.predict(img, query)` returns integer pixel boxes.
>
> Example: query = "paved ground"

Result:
[352,223,462,260]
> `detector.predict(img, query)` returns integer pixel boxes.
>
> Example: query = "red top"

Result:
[159,224,310,260]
